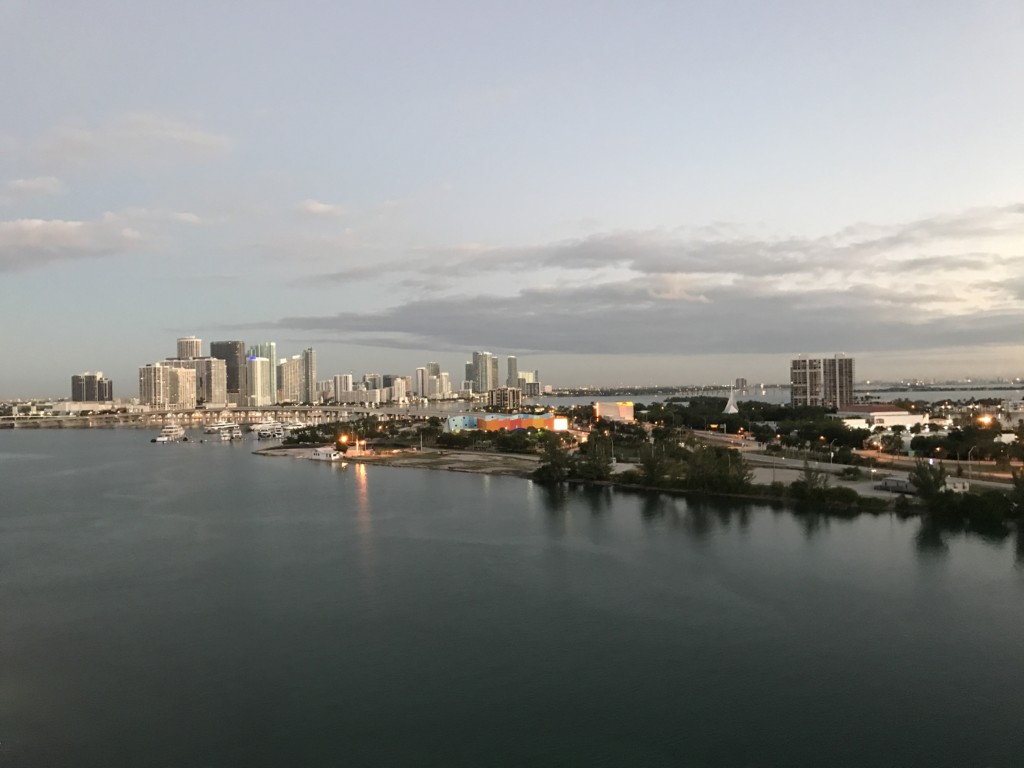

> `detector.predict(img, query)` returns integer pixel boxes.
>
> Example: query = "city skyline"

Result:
[2,2,1023,396]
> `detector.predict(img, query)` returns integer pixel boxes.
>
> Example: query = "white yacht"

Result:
[153,424,186,443]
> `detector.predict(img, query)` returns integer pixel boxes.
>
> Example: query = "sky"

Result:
[2,0,1023,397]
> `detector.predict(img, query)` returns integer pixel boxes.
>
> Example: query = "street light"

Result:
[968,445,977,482]
[828,438,839,463]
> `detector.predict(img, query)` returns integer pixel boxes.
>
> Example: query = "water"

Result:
[2,430,1023,767]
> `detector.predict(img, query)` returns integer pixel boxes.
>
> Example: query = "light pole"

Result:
[968,445,977,483]
[828,439,839,464]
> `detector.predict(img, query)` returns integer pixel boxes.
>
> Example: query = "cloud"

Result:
[297,198,349,217]
[0,207,206,272]
[263,202,1024,358]
[36,113,233,170]
[5,176,65,198]
[0,215,144,272]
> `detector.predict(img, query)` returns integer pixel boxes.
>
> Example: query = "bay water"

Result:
[2,430,1023,766]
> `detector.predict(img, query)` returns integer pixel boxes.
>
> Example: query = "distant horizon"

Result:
[6,369,1024,403]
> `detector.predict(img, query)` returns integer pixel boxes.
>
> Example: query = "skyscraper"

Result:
[177,336,202,359]
[506,356,518,388]
[138,363,195,409]
[245,356,272,406]
[210,340,246,404]
[249,343,277,404]
[822,354,855,408]
[277,355,303,403]
[301,348,317,404]
[471,351,496,394]
[71,372,113,402]
[790,354,854,408]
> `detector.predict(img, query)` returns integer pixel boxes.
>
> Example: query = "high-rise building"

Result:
[822,354,855,408]
[138,364,169,408]
[333,374,353,401]
[248,343,277,404]
[301,348,317,404]
[177,336,202,360]
[391,377,407,402]
[71,372,113,402]
[210,341,246,404]
[506,356,518,388]
[790,354,854,408]
[139,363,195,409]
[364,372,383,390]
[277,355,303,403]
[464,362,475,390]
[471,351,497,394]
[164,357,227,406]
[487,386,523,410]
[246,356,273,407]
[415,367,428,397]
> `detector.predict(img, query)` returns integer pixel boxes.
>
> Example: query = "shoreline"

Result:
[255,444,542,477]
[254,443,905,512]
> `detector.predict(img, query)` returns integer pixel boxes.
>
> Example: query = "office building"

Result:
[506,356,518,387]
[210,341,246,404]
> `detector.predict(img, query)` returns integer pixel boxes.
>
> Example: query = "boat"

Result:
[204,421,238,434]
[152,424,186,443]
[256,424,284,440]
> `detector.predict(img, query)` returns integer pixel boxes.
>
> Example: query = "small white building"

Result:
[829,404,928,431]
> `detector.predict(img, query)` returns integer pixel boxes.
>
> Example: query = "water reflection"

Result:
[576,485,613,515]
[915,519,949,555]
[354,463,371,536]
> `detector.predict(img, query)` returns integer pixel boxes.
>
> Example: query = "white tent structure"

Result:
[722,389,739,415]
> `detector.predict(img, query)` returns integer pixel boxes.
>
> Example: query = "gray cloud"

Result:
[251,202,1024,358]
[0,216,144,271]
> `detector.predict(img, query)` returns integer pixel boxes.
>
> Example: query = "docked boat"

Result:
[152,424,186,443]
[204,421,238,434]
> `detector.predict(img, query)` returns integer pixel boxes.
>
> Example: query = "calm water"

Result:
[2,430,1023,767]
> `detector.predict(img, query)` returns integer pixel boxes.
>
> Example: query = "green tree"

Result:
[638,443,670,487]
[909,459,947,506]
[881,432,904,455]
[575,436,613,481]
[533,432,572,483]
